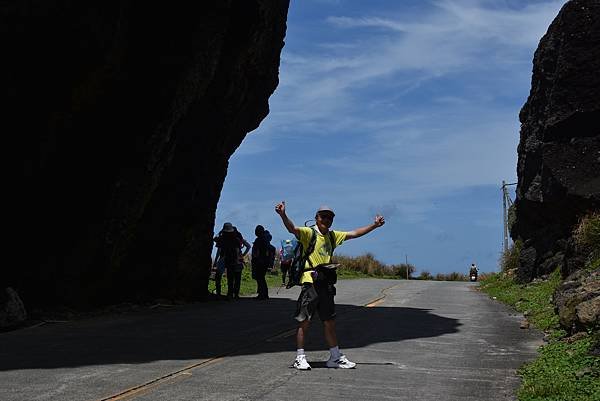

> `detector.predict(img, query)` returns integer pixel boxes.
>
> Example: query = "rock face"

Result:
[6,1,289,308]
[513,0,600,283]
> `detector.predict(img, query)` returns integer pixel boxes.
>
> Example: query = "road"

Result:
[0,279,542,401]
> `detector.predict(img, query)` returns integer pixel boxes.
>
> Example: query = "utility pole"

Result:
[502,181,517,254]
[405,254,409,280]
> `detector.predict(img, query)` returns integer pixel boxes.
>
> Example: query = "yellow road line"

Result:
[366,297,385,307]
[99,358,223,401]
[364,282,399,307]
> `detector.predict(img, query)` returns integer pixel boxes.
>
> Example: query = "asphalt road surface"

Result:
[0,279,542,401]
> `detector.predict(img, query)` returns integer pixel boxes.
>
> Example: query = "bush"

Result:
[418,270,433,280]
[434,272,467,281]
[499,239,522,273]
[574,212,600,258]
[334,253,414,278]
[335,253,386,276]
[391,263,415,279]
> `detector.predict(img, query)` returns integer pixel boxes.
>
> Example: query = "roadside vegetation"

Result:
[574,212,600,269]
[333,253,415,279]
[209,250,492,297]
[480,213,600,401]
[209,253,416,297]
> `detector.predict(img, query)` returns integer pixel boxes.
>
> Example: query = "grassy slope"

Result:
[479,269,600,401]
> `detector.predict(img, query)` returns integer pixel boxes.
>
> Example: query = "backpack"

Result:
[252,237,270,268]
[286,227,337,288]
[218,233,241,267]
[267,244,276,269]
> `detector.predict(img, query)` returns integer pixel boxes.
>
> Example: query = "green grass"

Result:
[479,270,600,400]
[500,239,523,272]
[588,257,600,271]
[480,269,562,331]
[574,213,600,257]
[517,334,600,401]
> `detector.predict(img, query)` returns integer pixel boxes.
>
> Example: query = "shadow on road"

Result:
[0,298,460,370]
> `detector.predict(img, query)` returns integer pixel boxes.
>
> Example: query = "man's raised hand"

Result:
[275,201,286,216]
[374,214,385,227]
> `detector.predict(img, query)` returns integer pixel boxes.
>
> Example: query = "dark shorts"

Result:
[294,282,336,322]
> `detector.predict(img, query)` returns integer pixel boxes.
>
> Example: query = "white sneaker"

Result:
[326,354,356,369]
[292,355,311,370]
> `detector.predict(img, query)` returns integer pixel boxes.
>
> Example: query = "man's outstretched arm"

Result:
[345,215,385,240]
[275,201,300,237]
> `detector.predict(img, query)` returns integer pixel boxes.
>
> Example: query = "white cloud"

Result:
[258,0,564,141]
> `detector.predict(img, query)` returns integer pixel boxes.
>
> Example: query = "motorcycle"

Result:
[470,273,477,282]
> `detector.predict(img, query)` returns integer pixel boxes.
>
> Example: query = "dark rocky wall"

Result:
[5,1,289,308]
[513,0,600,283]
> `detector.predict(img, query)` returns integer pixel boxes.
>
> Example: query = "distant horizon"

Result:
[214,0,565,274]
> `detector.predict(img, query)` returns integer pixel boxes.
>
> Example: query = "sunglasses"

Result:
[318,213,334,221]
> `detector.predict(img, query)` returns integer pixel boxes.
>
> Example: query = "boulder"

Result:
[554,268,600,333]
[576,296,600,326]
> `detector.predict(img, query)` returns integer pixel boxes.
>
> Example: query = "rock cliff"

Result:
[6,1,289,309]
[513,0,599,333]
[513,0,600,282]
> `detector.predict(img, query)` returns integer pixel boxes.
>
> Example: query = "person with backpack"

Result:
[214,222,250,300]
[232,226,251,298]
[275,201,385,370]
[265,230,277,273]
[280,238,297,285]
[251,225,273,300]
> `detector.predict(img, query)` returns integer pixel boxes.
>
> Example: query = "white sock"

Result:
[329,346,340,360]
[297,348,305,357]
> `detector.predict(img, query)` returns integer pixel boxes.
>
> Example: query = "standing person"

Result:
[280,238,297,285]
[214,223,249,300]
[213,223,238,300]
[265,230,277,273]
[251,225,272,300]
[231,227,251,299]
[275,201,385,370]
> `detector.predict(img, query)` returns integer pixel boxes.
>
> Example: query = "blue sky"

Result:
[215,0,566,274]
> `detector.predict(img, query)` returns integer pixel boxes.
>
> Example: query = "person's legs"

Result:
[296,319,311,349]
[280,262,289,284]
[262,271,269,298]
[292,285,318,370]
[226,268,235,299]
[292,319,311,370]
[253,265,261,296]
[215,272,223,296]
[315,283,356,369]
[323,319,338,348]
[233,271,242,298]
[257,267,268,299]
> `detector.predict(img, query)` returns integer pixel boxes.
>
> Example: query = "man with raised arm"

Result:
[275,201,385,370]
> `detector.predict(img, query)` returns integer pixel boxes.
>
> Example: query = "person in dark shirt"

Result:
[251,225,274,300]
[214,222,249,300]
